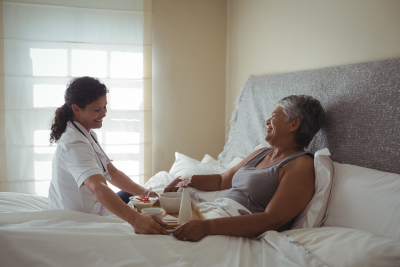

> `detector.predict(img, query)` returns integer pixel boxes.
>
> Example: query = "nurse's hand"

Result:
[131,213,169,235]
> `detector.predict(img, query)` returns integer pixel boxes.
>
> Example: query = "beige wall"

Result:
[152,0,400,174]
[0,2,6,191]
[152,0,227,174]
[226,0,400,140]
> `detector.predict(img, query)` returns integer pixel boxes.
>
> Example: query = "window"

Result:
[2,0,152,196]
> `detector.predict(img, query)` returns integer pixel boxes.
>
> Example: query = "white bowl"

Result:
[141,208,163,220]
[159,192,182,214]
[129,196,158,212]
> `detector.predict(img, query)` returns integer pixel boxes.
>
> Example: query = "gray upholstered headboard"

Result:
[219,58,400,174]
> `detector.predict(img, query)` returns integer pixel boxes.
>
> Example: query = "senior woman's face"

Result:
[264,106,293,144]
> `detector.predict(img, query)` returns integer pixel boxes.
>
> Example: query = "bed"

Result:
[1,58,400,267]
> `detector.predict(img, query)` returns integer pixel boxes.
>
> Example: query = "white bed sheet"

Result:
[0,192,326,267]
[285,227,400,267]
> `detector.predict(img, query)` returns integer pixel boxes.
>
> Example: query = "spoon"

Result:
[146,187,152,198]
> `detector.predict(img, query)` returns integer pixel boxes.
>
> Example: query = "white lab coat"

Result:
[48,121,112,215]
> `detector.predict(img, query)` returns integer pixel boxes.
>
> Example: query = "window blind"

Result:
[0,0,152,196]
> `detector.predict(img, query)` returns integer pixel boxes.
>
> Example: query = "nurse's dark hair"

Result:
[49,77,108,144]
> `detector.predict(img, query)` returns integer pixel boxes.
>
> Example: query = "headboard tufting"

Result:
[219,57,400,174]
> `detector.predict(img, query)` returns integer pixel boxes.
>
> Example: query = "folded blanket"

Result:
[196,197,251,219]
[162,214,178,222]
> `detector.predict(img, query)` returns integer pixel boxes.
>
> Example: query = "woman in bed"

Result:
[48,76,169,235]
[164,95,325,241]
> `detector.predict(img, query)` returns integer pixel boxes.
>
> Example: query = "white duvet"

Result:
[146,171,400,267]
[1,171,399,267]
[0,192,325,267]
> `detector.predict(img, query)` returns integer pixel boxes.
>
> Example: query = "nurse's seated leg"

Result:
[116,190,134,204]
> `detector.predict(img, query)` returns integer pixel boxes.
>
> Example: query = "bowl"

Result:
[141,208,163,220]
[159,192,182,214]
[129,196,158,212]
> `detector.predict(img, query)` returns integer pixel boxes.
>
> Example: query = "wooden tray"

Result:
[152,200,206,230]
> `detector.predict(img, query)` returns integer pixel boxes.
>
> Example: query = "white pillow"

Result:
[169,152,219,177]
[291,148,334,229]
[201,154,244,173]
[322,162,400,241]
[285,227,400,267]
[225,157,244,170]
[201,154,228,173]
[144,171,176,195]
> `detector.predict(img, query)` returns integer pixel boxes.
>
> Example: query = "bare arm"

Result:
[164,174,223,192]
[163,149,265,193]
[173,156,315,241]
[83,174,169,235]
[107,163,149,196]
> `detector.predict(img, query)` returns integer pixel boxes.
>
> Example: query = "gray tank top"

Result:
[224,148,314,231]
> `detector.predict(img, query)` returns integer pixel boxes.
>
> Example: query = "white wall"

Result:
[152,0,227,174]
[226,0,400,139]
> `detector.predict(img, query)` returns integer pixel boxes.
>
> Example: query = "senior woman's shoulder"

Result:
[287,154,314,173]
[279,155,314,184]
[295,153,314,164]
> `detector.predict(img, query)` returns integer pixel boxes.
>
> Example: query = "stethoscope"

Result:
[71,120,112,180]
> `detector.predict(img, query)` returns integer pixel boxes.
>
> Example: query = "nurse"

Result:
[48,76,168,235]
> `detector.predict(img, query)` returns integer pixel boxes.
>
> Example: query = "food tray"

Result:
[152,200,206,230]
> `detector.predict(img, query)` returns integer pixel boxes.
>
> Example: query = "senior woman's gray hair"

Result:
[277,95,325,149]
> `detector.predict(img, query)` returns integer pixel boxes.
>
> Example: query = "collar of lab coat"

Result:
[67,121,93,143]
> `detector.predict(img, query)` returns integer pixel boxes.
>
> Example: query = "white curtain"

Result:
[0,0,152,196]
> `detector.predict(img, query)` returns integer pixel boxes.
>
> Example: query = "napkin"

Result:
[162,214,178,222]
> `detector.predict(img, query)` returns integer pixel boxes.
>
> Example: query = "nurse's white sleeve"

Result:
[65,135,103,188]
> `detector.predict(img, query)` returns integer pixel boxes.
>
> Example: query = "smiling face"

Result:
[265,106,296,146]
[72,95,107,132]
